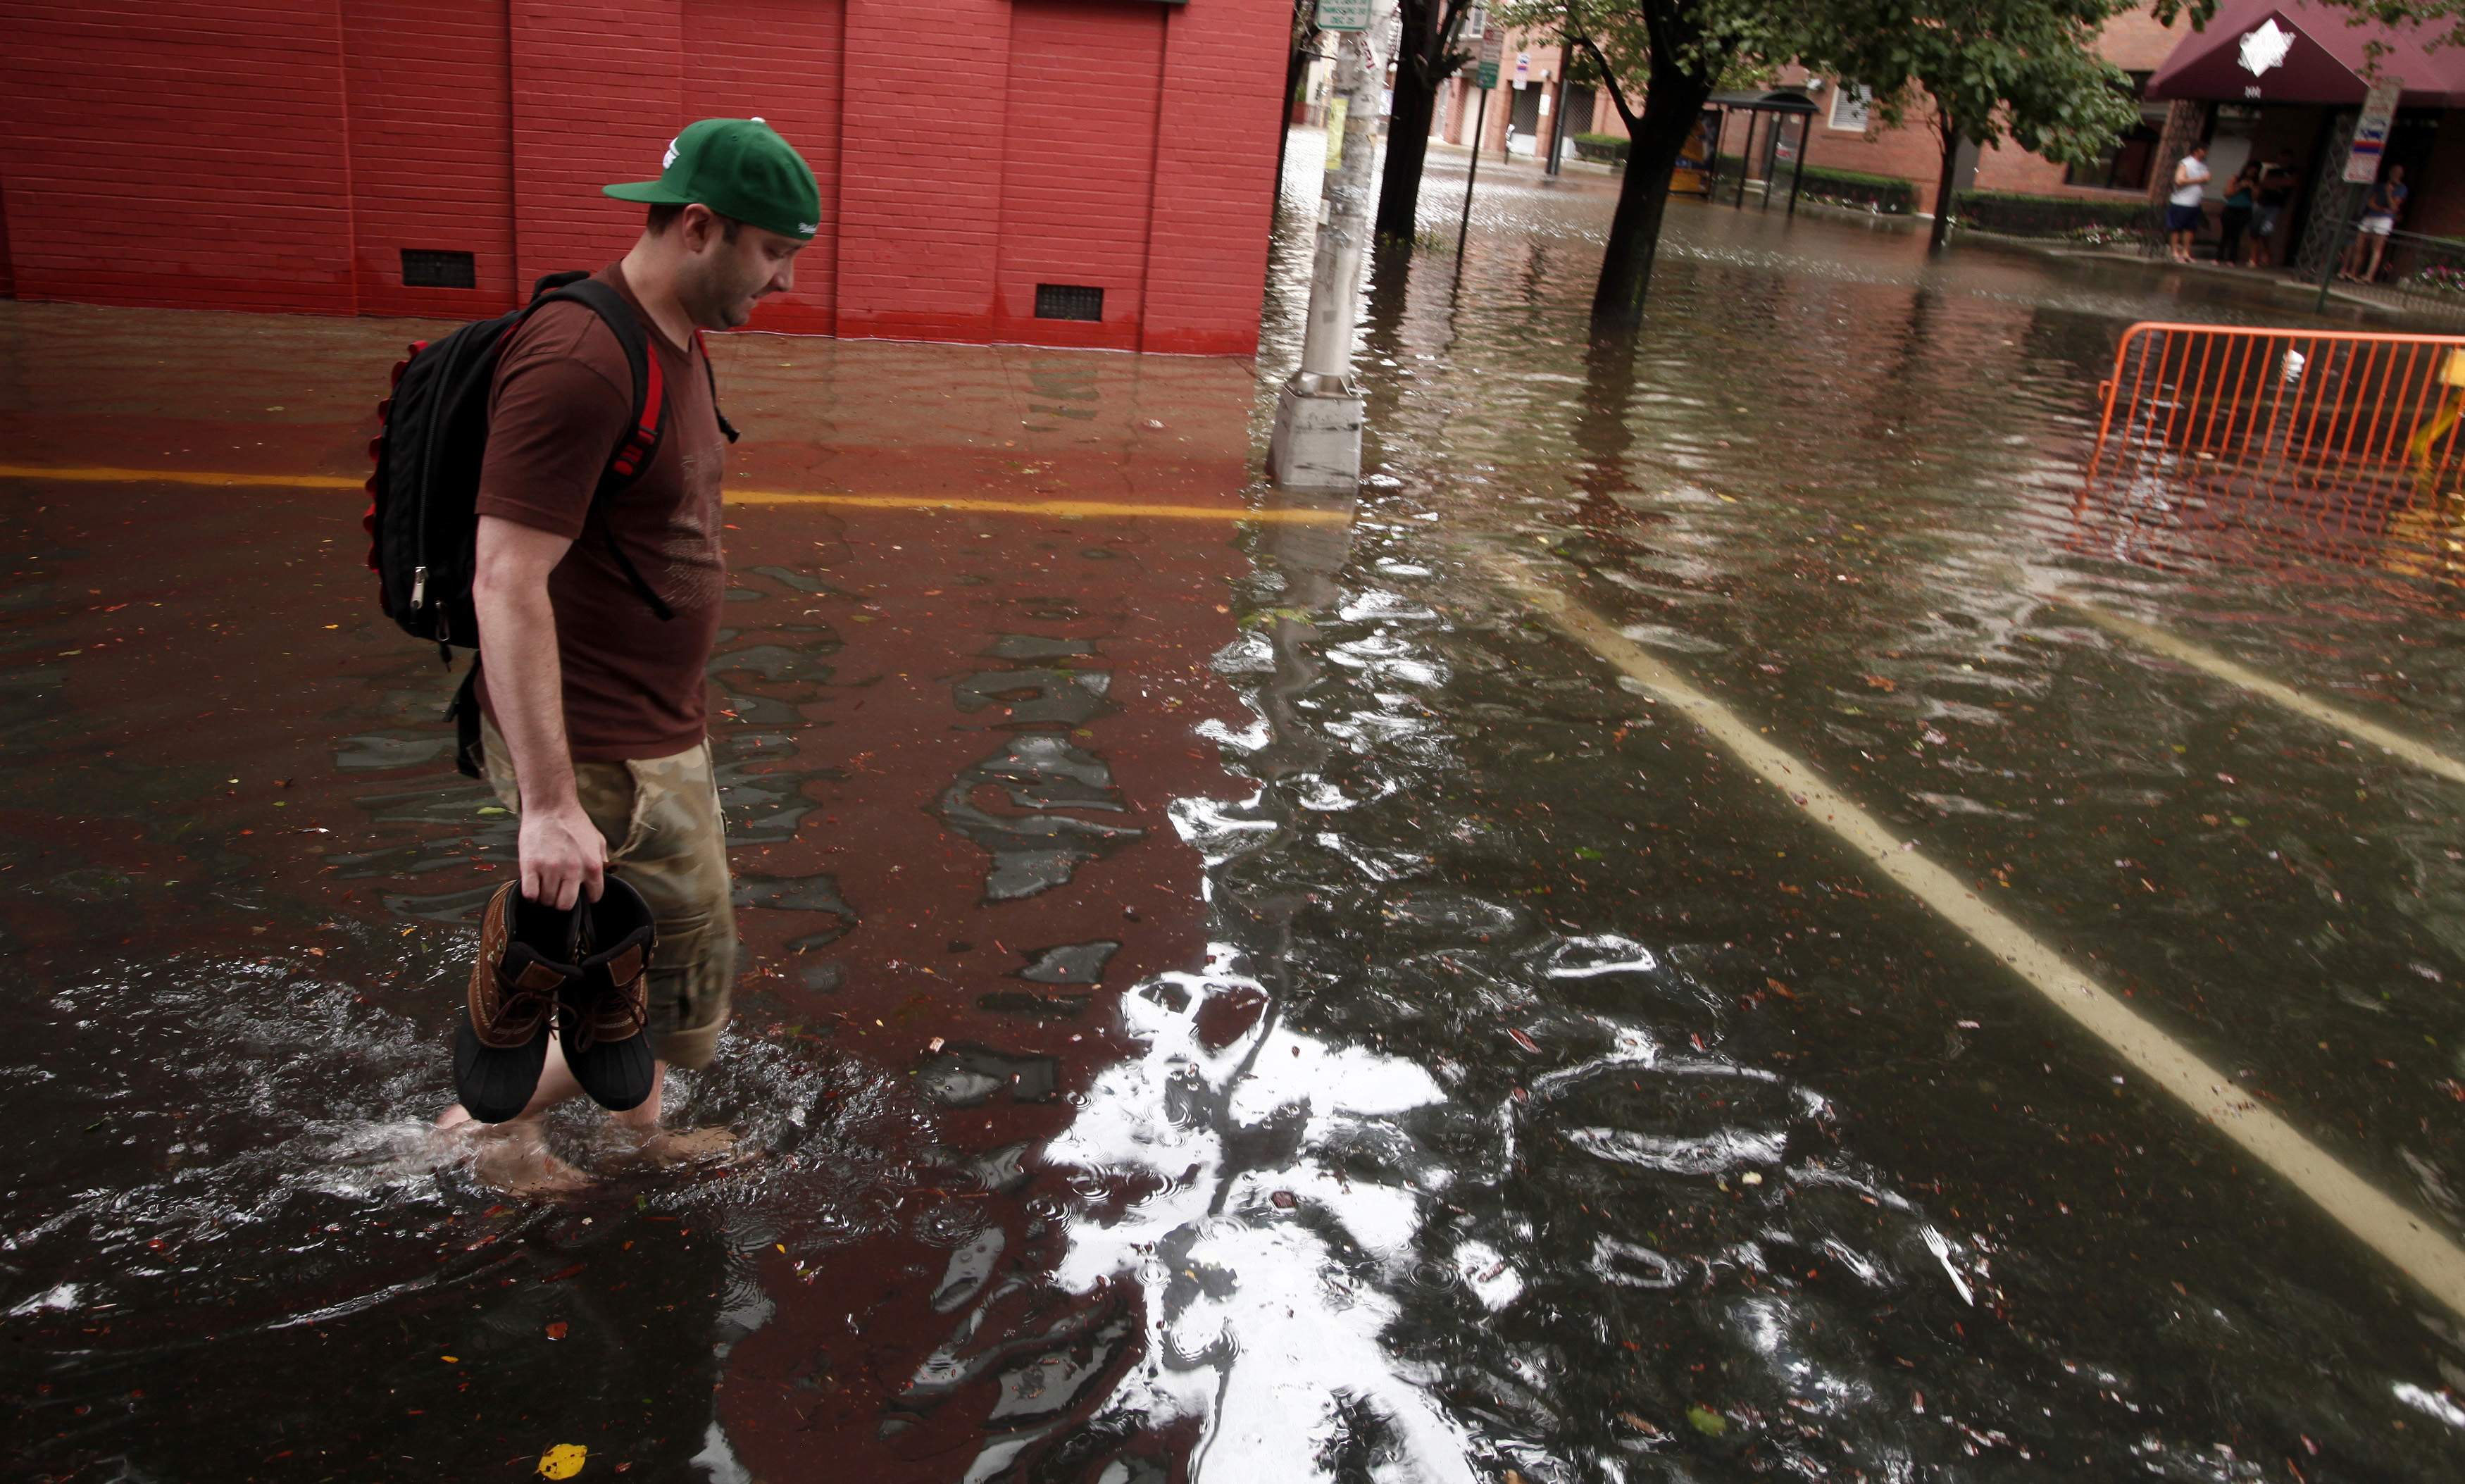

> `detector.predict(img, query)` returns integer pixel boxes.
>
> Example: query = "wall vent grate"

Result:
[1035,284,1104,322]
[401,249,477,289]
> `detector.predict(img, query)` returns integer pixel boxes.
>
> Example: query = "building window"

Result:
[1828,83,1872,132]
[2066,73,2166,192]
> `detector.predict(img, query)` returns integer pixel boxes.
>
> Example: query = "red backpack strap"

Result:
[530,275,676,622]
[610,349,666,480]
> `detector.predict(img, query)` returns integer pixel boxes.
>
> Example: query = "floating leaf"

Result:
[537,1442,587,1478]
[478,805,509,816]
[544,1321,568,1341]
[1687,1405,1728,1436]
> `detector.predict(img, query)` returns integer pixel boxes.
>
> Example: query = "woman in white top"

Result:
[2167,144,2210,264]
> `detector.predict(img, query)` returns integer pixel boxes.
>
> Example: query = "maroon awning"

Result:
[2146,0,2465,108]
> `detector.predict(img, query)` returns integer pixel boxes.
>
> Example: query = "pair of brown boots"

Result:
[453,876,658,1123]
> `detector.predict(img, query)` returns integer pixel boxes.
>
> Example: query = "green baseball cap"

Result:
[604,118,821,242]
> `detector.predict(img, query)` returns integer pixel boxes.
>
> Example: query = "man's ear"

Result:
[679,203,719,252]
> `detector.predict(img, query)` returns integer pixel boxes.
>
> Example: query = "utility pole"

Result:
[1543,4,1571,177]
[1268,0,1397,493]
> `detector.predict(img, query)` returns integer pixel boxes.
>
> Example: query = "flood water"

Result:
[7,135,2465,1480]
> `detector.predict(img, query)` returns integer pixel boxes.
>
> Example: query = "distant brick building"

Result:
[0,0,1287,356]
[1433,6,2190,215]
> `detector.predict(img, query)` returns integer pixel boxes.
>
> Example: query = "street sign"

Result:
[1461,4,1485,42]
[1477,31,1502,89]
[1317,0,1371,32]
[2346,75,2403,184]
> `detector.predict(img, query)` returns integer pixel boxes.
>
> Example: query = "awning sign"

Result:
[2238,20,2292,78]
[1318,0,1371,31]
[2345,75,2402,184]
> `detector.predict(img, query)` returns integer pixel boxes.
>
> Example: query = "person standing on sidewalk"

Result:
[2218,162,2261,266]
[2342,164,2408,284]
[2249,153,2296,266]
[435,118,819,1195]
[2166,144,2210,264]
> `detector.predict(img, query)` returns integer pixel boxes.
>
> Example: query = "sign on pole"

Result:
[1461,4,1485,42]
[2346,76,2403,184]
[1477,31,1503,89]
[1317,0,1371,32]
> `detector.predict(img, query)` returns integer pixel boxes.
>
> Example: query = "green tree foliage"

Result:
[1826,0,2145,252]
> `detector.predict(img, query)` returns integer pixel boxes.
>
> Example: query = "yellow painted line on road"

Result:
[0,463,1345,526]
[725,487,1349,524]
[1487,553,2465,1322]
[2066,601,2465,788]
[0,463,364,491]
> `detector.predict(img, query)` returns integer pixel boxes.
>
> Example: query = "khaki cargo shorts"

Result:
[480,718,735,1071]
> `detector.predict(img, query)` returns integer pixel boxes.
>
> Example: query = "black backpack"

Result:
[363,270,737,774]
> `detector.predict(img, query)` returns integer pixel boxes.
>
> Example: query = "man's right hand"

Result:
[519,800,606,910]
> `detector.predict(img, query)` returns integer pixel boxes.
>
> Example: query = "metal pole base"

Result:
[1266,378,1366,492]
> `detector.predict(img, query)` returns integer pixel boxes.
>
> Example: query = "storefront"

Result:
[2146,0,2465,273]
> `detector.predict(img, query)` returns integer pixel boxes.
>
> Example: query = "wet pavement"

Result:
[7,134,2465,1480]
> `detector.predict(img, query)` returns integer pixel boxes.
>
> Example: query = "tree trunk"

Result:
[1591,66,1711,332]
[1375,65,1443,244]
[1928,113,1959,255]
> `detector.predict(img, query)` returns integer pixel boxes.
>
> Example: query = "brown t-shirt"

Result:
[473,263,727,761]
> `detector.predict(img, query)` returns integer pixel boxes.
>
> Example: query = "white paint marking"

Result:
[2066,601,2465,788]
[1488,555,2465,1321]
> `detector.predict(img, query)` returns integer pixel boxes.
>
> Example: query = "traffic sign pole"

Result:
[1457,85,1490,261]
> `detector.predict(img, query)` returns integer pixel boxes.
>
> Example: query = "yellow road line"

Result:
[0,464,364,491]
[2066,601,2465,787]
[0,463,1348,525]
[1487,553,2465,1322]
[725,488,1346,523]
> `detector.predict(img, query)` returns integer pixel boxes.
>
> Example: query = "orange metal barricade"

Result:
[2078,321,2465,594]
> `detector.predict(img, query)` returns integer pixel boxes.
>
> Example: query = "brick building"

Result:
[0,0,1289,356]
[1432,6,2188,213]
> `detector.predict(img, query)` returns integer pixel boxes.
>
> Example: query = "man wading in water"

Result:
[435,119,817,1194]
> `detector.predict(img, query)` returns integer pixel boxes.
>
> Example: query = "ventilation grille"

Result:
[1035,284,1104,322]
[401,249,477,289]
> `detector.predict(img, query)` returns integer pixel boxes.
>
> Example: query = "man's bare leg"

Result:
[435,1038,594,1196]
[608,1062,740,1167]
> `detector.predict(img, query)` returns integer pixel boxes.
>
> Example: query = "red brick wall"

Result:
[836,0,1013,344]
[509,0,684,294]
[344,0,517,317]
[1,1,358,312]
[991,2,1167,351]
[685,0,846,335]
[1140,0,1288,356]
[0,0,1285,356]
